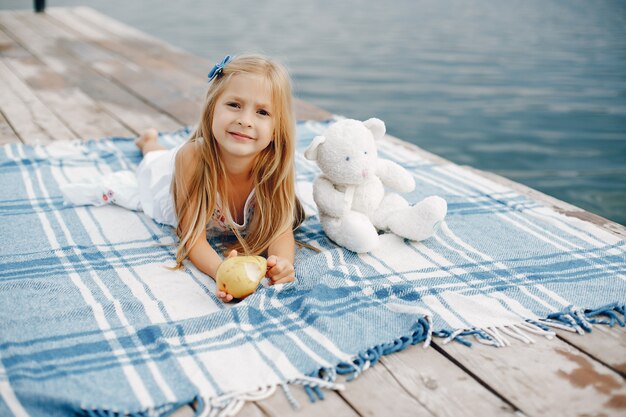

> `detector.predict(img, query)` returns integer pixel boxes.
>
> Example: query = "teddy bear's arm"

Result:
[313,176,347,217]
[376,159,416,193]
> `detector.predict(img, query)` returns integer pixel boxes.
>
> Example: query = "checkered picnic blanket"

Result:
[1,119,625,417]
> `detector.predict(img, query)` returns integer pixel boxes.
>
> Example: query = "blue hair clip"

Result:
[208,55,232,82]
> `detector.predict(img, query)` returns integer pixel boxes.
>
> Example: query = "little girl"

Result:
[133,54,304,302]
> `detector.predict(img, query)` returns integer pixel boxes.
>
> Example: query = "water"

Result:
[3,0,626,224]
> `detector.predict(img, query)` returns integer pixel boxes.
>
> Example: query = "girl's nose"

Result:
[237,114,253,127]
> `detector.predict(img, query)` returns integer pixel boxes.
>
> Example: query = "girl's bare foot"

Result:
[135,128,162,155]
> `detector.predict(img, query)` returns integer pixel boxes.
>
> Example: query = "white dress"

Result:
[135,143,183,227]
[135,143,256,233]
[61,143,255,234]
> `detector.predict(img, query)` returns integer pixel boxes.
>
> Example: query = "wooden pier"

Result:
[1,7,625,417]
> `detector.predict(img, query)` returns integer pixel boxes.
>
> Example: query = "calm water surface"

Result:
[4,0,626,224]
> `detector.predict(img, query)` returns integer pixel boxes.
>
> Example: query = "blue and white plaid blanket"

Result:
[1,120,625,417]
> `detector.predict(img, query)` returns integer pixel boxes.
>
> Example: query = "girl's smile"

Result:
[228,131,255,141]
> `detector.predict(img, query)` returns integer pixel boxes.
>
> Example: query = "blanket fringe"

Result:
[191,375,345,417]
[324,315,432,384]
[540,303,625,334]
[436,302,625,348]
[194,384,277,417]
[79,399,190,417]
[78,305,624,416]
[297,314,432,404]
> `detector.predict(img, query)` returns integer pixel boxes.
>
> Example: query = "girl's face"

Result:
[212,73,275,163]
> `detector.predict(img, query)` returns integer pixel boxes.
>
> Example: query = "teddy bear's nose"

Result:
[362,169,369,177]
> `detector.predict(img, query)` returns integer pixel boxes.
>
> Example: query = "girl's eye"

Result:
[258,109,270,116]
[227,102,239,108]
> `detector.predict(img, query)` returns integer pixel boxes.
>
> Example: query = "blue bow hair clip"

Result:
[208,55,232,81]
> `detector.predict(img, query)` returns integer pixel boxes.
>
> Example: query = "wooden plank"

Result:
[56,6,332,122]
[0,17,130,140]
[0,29,22,144]
[379,345,518,416]
[293,99,333,122]
[49,7,208,78]
[435,336,626,416]
[170,405,195,417]
[0,110,20,145]
[556,325,626,378]
[45,7,332,122]
[7,9,183,132]
[2,44,132,139]
[240,402,268,417]
[255,385,359,417]
[0,20,15,53]
[0,11,181,134]
[0,59,75,144]
[12,9,202,126]
[336,359,435,417]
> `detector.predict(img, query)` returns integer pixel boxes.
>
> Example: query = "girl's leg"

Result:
[135,128,167,155]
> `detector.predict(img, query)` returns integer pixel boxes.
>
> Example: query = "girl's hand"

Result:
[216,250,238,302]
[266,255,295,285]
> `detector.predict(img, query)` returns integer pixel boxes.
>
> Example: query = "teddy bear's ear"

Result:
[363,118,386,141]
[304,135,326,161]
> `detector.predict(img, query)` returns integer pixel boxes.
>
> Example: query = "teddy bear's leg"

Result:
[320,212,380,253]
[387,196,447,241]
[372,193,409,231]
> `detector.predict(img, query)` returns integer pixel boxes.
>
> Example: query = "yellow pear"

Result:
[216,256,267,299]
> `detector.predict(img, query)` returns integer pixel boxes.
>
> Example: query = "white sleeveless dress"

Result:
[60,141,255,233]
[135,143,256,233]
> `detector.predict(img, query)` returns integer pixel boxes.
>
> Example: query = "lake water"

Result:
[3,0,626,225]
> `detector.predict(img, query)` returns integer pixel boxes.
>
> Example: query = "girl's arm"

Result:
[187,239,235,302]
[187,238,222,278]
[175,142,233,301]
[266,228,296,285]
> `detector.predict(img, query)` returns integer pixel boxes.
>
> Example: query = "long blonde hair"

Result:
[172,54,304,268]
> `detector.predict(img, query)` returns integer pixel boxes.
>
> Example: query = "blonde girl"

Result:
[135,54,304,302]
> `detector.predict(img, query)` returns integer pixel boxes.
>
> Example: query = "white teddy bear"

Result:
[304,118,447,253]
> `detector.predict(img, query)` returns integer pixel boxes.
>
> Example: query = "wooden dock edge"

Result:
[381,134,626,239]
